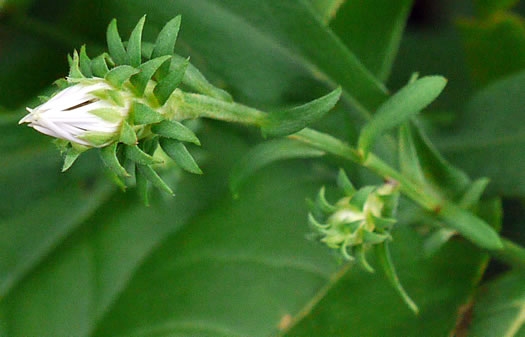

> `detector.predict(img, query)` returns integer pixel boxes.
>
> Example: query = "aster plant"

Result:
[16,14,525,318]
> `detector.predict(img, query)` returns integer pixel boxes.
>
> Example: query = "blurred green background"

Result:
[1,0,525,336]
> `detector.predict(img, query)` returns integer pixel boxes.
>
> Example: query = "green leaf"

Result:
[439,202,503,250]
[336,169,356,196]
[330,0,414,80]
[125,145,161,166]
[79,45,93,77]
[68,50,84,79]
[262,87,342,137]
[91,53,112,77]
[152,15,182,80]
[132,102,164,125]
[151,120,200,145]
[127,15,146,68]
[119,121,138,146]
[137,164,174,196]
[153,58,189,106]
[358,76,447,155]
[229,139,325,195]
[375,241,419,314]
[107,19,130,65]
[458,13,525,86]
[105,65,139,89]
[400,122,471,200]
[171,54,233,102]
[130,56,171,97]
[99,143,129,177]
[61,146,83,172]
[159,138,202,174]
[468,270,525,337]
[152,15,182,59]
[437,70,525,196]
[0,179,113,296]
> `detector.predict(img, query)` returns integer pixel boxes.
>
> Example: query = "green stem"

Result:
[286,127,525,269]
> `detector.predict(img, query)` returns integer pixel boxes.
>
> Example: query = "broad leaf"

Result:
[468,270,525,337]
[458,13,525,86]
[438,70,525,196]
[330,0,414,81]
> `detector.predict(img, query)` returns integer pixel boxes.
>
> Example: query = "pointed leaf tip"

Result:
[107,18,131,65]
[127,15,146,67]
[358,76,447,155]
[154,58,189,106]
[105,65,140,88]
[262,87,342,137]
[160,138,202,174]
[152,15,182,59]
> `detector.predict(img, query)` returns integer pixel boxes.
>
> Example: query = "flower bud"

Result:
[309,171,399,270]
[19,80,130,148]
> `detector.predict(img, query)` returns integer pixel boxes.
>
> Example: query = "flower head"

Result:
[309,170,400,271]
[19,80,129,148]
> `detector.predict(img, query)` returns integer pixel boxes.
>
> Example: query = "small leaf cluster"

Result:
[308,170,399,272]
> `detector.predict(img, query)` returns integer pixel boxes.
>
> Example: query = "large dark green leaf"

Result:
[468,270,525,337]
[92,164,336,337]
[438,70,525,196]
[0,124,254,336]
[458,12,525,86]
[330,0,413,81]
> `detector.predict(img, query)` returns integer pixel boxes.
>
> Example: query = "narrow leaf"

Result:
[127,15,146,67]
[229,139,324,195]
[91,53,111,77]
[105,65,139,89]
[125,145,161,166]
[358,76,447,155]
[132,102,164,125]
[262,87,342,137]
[99,143,129,177]
[68,50,84,79]
[160,138,202,174]
[172,54,233,102]
[79,45,92,77]
[107,19,130,65]
[154,58,189,106]
[152,15,181,59]
[119,121,138,146]
[140,43,233,101]
[130,56,171,97]
[398,123,425,184]
[375,241,419,314]
[440,202,503,250]
[137,164,174,196]
[337,169,356,196]
[62,147,82,172]
[408,122,471,199]
[151,120,200,145]
[459,177,490,209]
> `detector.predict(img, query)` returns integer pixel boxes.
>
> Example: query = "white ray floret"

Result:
[19,81,129,147]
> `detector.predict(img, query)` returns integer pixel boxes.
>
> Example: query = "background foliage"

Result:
[1,0,525,336]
